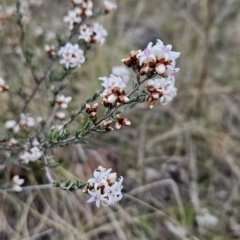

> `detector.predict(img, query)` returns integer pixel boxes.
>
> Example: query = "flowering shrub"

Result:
[0,0,180,208]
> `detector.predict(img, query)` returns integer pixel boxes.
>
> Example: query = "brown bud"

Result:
[118,95,129,103]
[115,114,131,129]
[89,112,96,118]
[92,103,98,111]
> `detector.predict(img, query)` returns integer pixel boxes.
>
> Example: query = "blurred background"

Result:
[1,0,240,239]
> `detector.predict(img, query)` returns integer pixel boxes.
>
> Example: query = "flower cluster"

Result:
[5,114,35,134]
[146,78,177,107]
[64,0,93,30]
[0,78,9,92]
[85,103,98,119]
[83,166,123,207]
[58,43,85,69]
[99,74,129,107]
[19,140,42,164]
[79,22,107,45]
[122,39,180,78]
[122,39,180,107]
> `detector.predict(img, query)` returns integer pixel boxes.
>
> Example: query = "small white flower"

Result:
[103,0,117,12]
[12,175,24,192]
[111,66,130,84]
[58,43,85,69]
[56,95,72,109]
[92,22,107,45]
[5,120,20,133]
[137,42,156,66]
[87,166,112,184]
[154,39,180,60]
[63,9,82,30]
[80,1,93,17]
[87,185,107,208]
[79,22,107,45]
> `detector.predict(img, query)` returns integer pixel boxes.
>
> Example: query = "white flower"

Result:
[19,146,42,164]
[80,1,93,17]
[63,9,82,30]
[56,95,72,109]
[104,0,117,12]
[71,0,93,16]
[5,120,20,133]
[19,113,35,128]
[111,66,130,84]
[79,26,92,43]
[79,22,107,45]
[99,74,126,96]
[92,22,107,45]
[86,166,123,207]
[87,166,112,184]
[154,39,180,60]
[102,181,123,205]
[165,65,180,82]
[58,43,85,69]
[0,78,9,92]
[12,175,24,192]
[87,185,107,208]
[137,42,156,66]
